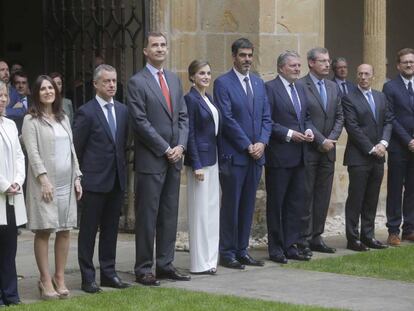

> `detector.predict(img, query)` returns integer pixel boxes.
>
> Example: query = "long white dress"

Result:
[186,95,220,273]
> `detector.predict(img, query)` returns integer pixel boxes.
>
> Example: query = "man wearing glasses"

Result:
[297,47,344,255]
[383,48,414,246]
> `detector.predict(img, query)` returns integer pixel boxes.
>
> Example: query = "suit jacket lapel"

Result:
[94,99,116,143]
[306,75,326,114]
[229,70,253,117]
[275,76,298,119]
[143,67,172,119]
[190,87,213,120]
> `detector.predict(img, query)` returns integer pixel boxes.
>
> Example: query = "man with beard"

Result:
[214,38,271,269]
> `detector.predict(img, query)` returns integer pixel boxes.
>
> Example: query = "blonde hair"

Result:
[0,80,9,116]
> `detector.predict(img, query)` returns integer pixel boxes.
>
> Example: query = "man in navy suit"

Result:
[331,57,357,96]
[383,48,414,245]
[343,64,392,251]
[214,38,272,269]
[73,64,130,293]
[265,50,314,263]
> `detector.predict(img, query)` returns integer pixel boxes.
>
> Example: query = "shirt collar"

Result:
[233,67,250,82]
[309,72,324,85]
[279,75,293,88]
[357,85,372,95]
[400,74,414,87]
[146,63,164,76]
[335,78,346,85]
[95,94,114,108]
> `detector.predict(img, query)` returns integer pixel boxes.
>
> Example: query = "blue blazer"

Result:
[265,76,312,168]
[73,98,129,192]
[213,70,272,166]
[383,76,414,157]
[184,87,221,170]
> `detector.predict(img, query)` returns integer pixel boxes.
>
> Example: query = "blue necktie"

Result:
[341,82,347,95]
[366,91,376,120]
[289,83,301,120]
[244,76,254,113]
[408,81,414,108]
[318,80,327,110]
[105,103,116,140]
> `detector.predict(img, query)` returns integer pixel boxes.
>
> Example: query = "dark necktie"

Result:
[318,80,327,110]
[341,82,347,95]
[105,103,117,140]
[408,81,414,108]
[289,83,301,120]
[366,91,376,120]
[157,71,173,113]
[244,76,254,113]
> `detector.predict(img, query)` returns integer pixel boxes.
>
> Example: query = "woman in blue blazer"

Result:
[184,60,221,275]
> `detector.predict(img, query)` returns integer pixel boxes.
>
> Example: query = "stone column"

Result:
[363,0,386,90]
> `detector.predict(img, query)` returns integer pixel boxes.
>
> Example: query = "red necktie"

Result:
[157,71,172,113]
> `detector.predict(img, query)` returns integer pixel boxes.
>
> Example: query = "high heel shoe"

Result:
[38,280,60,300]
[52,277,70,298]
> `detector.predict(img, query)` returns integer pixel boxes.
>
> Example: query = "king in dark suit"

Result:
[73,64,130,293]
[297,48,344,255]
[383,48,414,245]
[265,50,315,264]
[214,38,271,269]
[342,64,393,252]
[127,32,189,286]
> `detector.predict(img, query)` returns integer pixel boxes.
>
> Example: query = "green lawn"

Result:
[288,244,414,282]
[12,287,344,311]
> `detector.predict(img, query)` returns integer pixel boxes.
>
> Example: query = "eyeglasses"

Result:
[400,61,414,65]
[315,59,332,65]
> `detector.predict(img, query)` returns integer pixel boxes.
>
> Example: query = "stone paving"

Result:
[15,229,414,310]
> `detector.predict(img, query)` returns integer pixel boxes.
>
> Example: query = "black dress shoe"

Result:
[81,281,102,293]
[298,246,313,257]
[310,242,336,254]
[286,252,311,261]
[237,254,265,266]
[156,269,191,281]
[101,276,131,289]
[135,273,160,286]
[190,268,217,275]
[219,258,245,270]
[361,238,388,249]
[347,240,369,252]
[269,254,288,264]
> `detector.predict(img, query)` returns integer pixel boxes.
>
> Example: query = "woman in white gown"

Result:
[184,60,221,274]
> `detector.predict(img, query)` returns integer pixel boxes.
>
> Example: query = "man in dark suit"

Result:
[297,48,343,255]
[265,50,314,263]
[342,64,393,251]
[214,38,271,269]
[127,32,189,286]
[331,57,357,96]
[73,64,130,293]
[11,71,31,134]
[383,48,414,245]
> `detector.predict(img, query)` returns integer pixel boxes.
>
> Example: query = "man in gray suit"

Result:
[342,64,392,251]
[127,32,189,286]
[297,47,344,254]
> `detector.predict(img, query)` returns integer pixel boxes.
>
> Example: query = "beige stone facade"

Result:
[143,0,391,236]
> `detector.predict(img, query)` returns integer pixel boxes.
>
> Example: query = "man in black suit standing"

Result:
[297,48,343,255]
[342,64,393,251]
[74,64,130,293]
[331,57,357,96]
[265,50,314,263]
[127,32,189,286]
[383,48,414,246]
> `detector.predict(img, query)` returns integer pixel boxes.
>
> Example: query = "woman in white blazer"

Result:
[0,81,27,306]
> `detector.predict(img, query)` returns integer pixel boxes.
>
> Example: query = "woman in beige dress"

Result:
[22,75,82,299]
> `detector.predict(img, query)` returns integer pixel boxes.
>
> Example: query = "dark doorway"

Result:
[42,0,149,108]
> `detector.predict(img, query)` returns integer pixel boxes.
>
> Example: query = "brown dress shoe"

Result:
[402,232,414,242]
[387,233,401,246]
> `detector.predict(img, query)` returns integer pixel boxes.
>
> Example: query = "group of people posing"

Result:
[1,32,414,306]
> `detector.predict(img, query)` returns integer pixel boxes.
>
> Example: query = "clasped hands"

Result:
[291,129,314,143]
[166,145,184,163]
[371,143,386,158]
[5,183,21,195]
[248,142,265,160]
